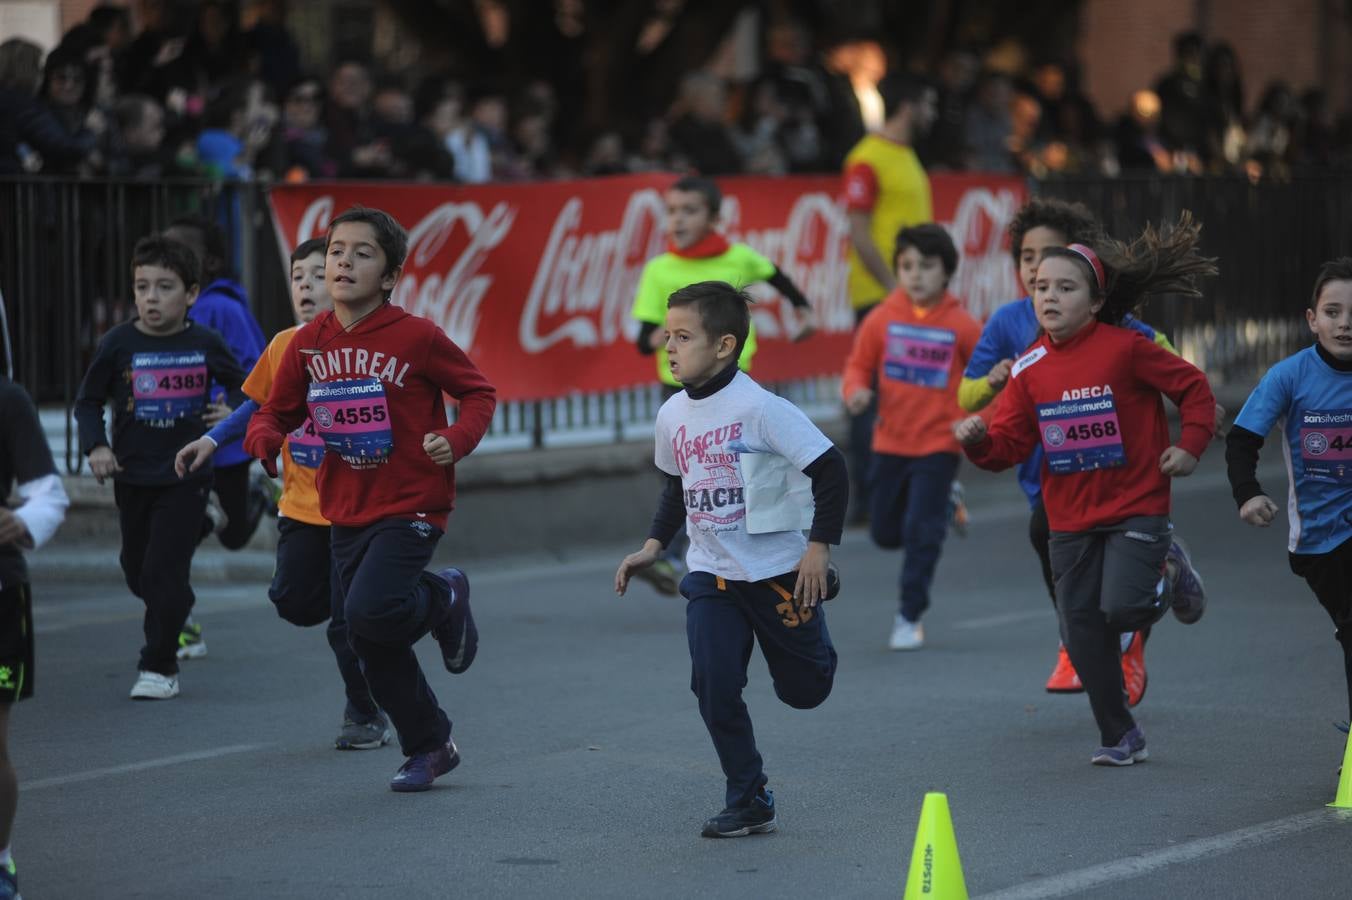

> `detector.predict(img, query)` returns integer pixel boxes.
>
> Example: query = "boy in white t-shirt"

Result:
[615,280,848,839]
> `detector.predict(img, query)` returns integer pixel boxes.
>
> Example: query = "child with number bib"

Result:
[75,236,247,700]
[174,238,388,751]
[842,224,979,650]
[1227,258,1352,742]
[954,215,1215,766]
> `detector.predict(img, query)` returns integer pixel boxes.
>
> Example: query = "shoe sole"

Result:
[390,748,461,792]
[176,643,207,660]
[438,569,477,674]
[130,686,179,700]
[1127,672,1148,708]
[1045,684,1086,694]
[702,819,777,838]
[1091,748,1149,766]
[335,727,392,751]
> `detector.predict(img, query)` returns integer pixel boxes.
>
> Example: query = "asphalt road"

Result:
[14,451,1352,899]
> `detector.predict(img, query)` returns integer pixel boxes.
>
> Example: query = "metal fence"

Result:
[4,174,1345,473]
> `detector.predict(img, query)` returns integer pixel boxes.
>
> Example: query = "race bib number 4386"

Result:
[1037,394,1126,475]
[883,323,955,388]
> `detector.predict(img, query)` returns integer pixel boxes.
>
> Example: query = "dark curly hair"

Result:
[1008,197,1102,266]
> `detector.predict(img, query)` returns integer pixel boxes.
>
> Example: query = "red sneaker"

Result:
[1045,645,1084,693]
[1122,631,1148,707]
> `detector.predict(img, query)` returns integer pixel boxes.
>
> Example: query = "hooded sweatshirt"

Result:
[244,303,497,529]
[188,278,267,466]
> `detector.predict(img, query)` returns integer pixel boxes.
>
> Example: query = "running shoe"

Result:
[390,739,460,792]
[1165,538,1206,624]
[946,480,969,538]
[633,558,681,595]
[701,789,777,838]
[0,858,17,900]
[1045,645,1084,693]
[335,712,392,750]
[431,568,477,674]
[888,615,924,651]
[130,670,180,700]
[1091,726,1148,766]
[1122,631,1148,707]
[176,619,207,660]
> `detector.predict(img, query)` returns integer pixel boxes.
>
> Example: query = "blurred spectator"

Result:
[1152,31,1207,159]
[1007,89,1042,172]
[668,71,743,175]
[419,80,491,183]
[242,0,302,98]
[470,89,520,180]
[276,76,334,179]
[964,71,1014,173]
[0,38,99,175]
[196,78,276,180]
[1294,88,1334,169]
[106,93,166,177]
[1115,89,1171,173]
[118,0,195,105]
[627,117,680,172]
[184,0,245,87]
[325,60,394,177]
[582,131,626,176]
[511,98,558,178]
[38,44,98,174]
[1202,42,1246,170]
[1246,81,1297,177]
[922,48,979,169]
[371,80,454,180]
[735,79,792,175]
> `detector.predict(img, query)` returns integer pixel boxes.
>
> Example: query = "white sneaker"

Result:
[888,615,925,651]
[130,671,180,700]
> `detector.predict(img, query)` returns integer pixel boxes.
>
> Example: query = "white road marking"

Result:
[974,808,1352,899]
[24,744,267,791]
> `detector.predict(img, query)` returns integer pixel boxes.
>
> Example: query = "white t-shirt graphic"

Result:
[654,371,833,582]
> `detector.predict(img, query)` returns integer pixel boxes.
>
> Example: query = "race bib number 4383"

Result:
[131,351,207,421]
[306,378,393,466]
[1299,408,1352,482]
[1037,394,1126,475]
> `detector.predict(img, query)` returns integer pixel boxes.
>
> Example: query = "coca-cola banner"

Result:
[268,173,1026,401]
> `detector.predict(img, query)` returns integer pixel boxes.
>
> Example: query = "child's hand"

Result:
[1212,402,1227,439]
[1158,446,1198,476]
[202,400,232,427]
[615,539,663,596]
[1240,494,1279,527]
[987,358,1014,390]
[88,446,122,484]
[175,437,217,478]
[0,508,31,548]
[423,433,455,466]
[953,415,988,445]
[844,387,873,416]
[793,542,830,608]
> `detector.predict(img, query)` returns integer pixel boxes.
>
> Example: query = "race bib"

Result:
[1299,408,1352,482]
[131,351,207,421]
[307,378,393,466]
[1037,394,1126,474]
[286,418,326,469]
[883,323,955,388]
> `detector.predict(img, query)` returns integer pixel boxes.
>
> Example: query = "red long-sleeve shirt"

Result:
[244,303,497,529]
[964,320,1215,532]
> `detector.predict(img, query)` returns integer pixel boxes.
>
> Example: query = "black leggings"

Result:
[1029,497,1056,606]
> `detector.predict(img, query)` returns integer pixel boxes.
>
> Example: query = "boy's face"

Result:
[133,264,198,335]
[1308,280,1352,361]
[1018,225,1067,298]
[290,251,330,323]
[896,246,948,305]
[326,221,398,307]
[1034,256,1101,343]
[664,304,734,387]
[664,189,716,250]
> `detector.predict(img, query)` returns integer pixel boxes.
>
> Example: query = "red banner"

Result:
[268,173,1026,401]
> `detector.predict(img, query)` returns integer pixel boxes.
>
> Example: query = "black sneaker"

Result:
[701,789,777,838]
[390,739,460,792]
[431,567,477,674]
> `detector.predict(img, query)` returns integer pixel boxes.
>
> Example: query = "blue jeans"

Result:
[683,570,837,808]
[868,452,960,622]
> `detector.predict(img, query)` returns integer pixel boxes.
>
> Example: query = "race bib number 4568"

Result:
[1037,394,1126,475]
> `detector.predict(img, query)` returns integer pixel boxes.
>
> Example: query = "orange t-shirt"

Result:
[842,291,980,457]
[243,326,327,526]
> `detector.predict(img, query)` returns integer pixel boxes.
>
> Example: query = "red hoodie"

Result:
[244,303,497,529]
[964,320,1214,532]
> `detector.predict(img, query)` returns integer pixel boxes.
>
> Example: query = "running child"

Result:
[74,236,247,699]
[954,216,1215,765]
[842,224,979,650]
[1226,257,1352,738]
[958,197,1210,703]
[615,280,847,837]
[174,237,389,750]
[0,374,69,899]
[244,206,497,792]
[630,175,817,595]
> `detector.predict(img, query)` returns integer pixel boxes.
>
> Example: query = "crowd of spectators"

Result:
[1,4,1349,184]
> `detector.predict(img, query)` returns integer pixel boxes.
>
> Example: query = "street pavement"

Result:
[14,450,1352,899]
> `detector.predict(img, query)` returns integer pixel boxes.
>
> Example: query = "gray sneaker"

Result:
[335,712,392,750]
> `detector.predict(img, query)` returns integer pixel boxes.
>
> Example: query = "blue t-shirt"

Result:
[963,297,1164,505]
[1233,344,1352,554]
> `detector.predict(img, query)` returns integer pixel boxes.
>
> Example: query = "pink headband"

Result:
[1066,243,1105,291]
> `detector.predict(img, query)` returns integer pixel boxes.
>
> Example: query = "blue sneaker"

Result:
[1166,539,1206,624]
[390,739,460,792]
[1092,726,1149,766]
[431,568,477,674]
[0,858,18,900]
[701,789,777,838]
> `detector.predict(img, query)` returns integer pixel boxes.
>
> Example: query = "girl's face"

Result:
[1034,256,1102,342]
[1308,280,1352,361]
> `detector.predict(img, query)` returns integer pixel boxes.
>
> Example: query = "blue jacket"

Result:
[188,279,266,466]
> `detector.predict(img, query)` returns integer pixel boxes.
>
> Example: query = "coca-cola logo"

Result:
[944,187,1023,319]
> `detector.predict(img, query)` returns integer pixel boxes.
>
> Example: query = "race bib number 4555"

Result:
[1037,394,1126,475]
[307,378,393,466]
